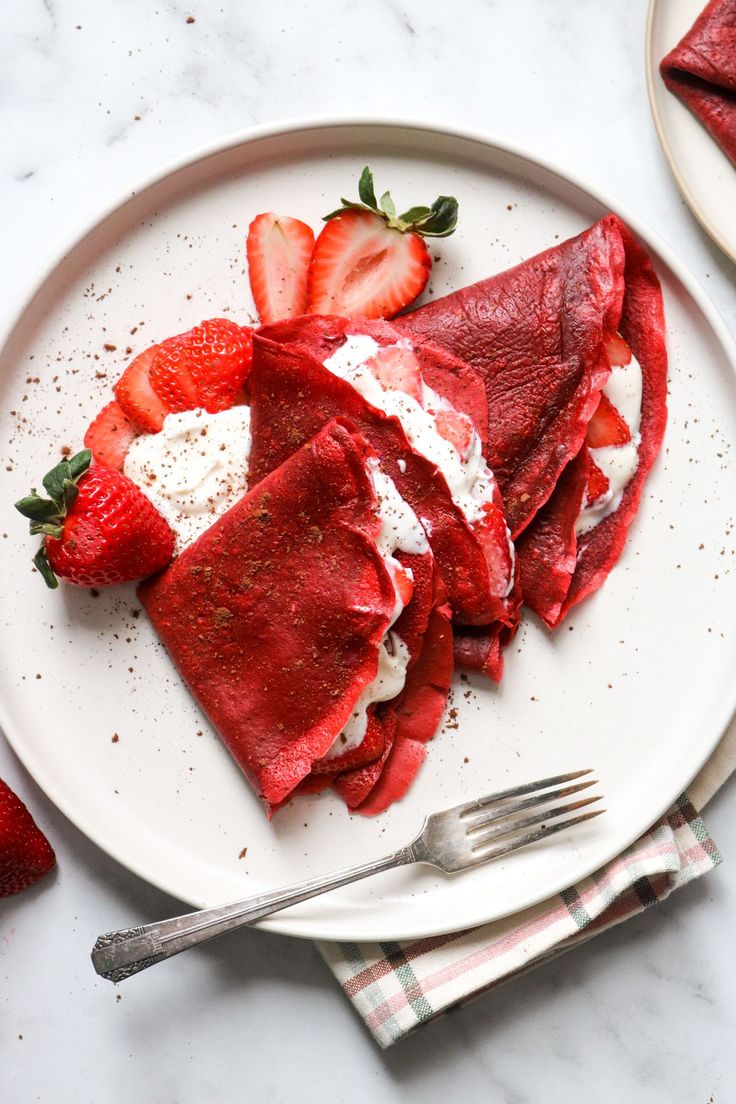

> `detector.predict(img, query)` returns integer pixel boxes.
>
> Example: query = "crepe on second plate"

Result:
[660,0,736,168]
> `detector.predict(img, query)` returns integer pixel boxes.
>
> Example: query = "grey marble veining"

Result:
[1,0,735,1101]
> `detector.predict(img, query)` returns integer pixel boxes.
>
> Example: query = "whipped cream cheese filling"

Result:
[576,349,643,538]
[324,334,515,599]
[324,336,498,527]
[123,406,252,553]
[324,462,425,761]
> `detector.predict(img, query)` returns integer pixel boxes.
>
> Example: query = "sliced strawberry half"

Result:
[434,407,475,458]
[388,559,414,608]
[307,165,458,320]
[586,393,631,449]
[365,345,423,402]
[604,332,632,367]
[308,210,432,319]
[84,400,139,470]
[586,458,610,504]
[149,336,200,412]
[473,503,513,597]
[186,318,253,412]
[146,318,253,415]
[114,347,170,433]
[246,213,315,324]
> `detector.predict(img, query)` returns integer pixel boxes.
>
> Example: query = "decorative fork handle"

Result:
[91,845,416,983]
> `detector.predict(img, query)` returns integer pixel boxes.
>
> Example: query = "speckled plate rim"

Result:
[1,116,736,941]
[645,0,736,266]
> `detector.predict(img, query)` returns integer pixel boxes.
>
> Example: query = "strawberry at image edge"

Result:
[0,778,55,898]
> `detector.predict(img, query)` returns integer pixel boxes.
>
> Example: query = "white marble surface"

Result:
[1,0,735,1100]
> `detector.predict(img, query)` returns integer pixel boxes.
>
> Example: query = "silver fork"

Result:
[91,769,603,983]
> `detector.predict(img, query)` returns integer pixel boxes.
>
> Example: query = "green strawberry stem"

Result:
[324,165,459,238]
[15,449,92,589]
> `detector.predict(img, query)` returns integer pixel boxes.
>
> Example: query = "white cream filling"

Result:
[576,351,643,537]
[323,464,423,761]
[123,406,251,553]
[324,335,513,595]
[324,336,497,526]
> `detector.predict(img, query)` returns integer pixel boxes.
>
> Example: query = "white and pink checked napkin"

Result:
[318,721,735,1048]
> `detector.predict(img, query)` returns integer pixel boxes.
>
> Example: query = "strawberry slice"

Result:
[308,210,432,319]
[149,336,200,412]
[307,166,458,320]
[365,345,423,402]
[604,332,632,367]
[586,393,631,449]
[586,458,610,504]
[388,560,414,608]
[434,407,475,458]
[473,503,513,597]
[114,347,170,433]
[246,213,315,323]
[185,318,254,412]
[84,400,139,470]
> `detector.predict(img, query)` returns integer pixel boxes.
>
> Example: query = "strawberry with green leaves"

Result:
[0,778,55,898]
[307,166,458,319]
[16,450,175,588]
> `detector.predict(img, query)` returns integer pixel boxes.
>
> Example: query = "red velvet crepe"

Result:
[394,217,635,538]
[250,317,514,628]
[334,564,453,815]
[517,223,667,627]
[451,572,522,683]
[139,419,400,811]
[256,315,491,452]
[398,215,666,649]
[661,0,736,167]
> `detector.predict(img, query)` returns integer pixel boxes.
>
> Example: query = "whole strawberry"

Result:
[0,778,55,898]
[15,450,175,588]
[307,165,459,319]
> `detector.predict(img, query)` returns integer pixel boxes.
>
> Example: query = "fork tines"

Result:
[459,770,604,863]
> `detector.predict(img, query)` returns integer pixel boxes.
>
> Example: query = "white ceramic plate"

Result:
[647,0,736,264]
[2,120,736,942]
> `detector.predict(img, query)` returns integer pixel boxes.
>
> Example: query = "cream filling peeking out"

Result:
[324,335,514,597]
[576,351,643,538]
[324,336,497,526]
[323,462,427,761]
[123,406,252,553]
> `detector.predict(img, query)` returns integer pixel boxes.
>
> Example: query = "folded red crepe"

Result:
[333,561,453,815]
[394,216,636,539]
[250,316,515,629]
[661,0,736,167]
[516,226,667,627]
[139,418,448,813]
[397,216,667,655]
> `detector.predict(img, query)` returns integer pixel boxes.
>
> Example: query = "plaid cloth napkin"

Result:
[318,722,735,1048]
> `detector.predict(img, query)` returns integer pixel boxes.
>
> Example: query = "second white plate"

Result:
[1,119,736,941]
[647,0,736,264]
